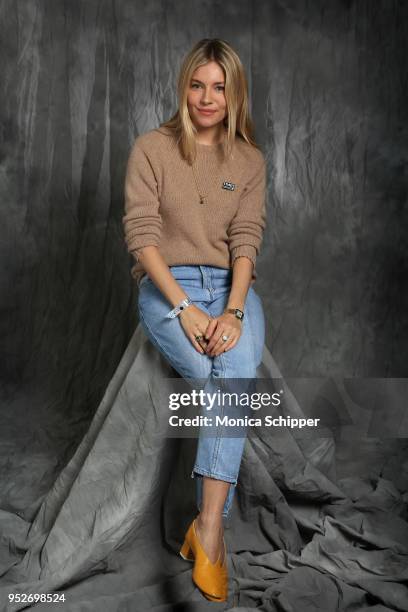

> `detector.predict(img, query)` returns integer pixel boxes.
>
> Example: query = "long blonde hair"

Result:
[160,38,261,165]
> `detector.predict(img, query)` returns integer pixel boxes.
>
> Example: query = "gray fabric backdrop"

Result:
[1,1,407,610]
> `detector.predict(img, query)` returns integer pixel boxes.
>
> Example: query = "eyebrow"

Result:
[191,78,225,85]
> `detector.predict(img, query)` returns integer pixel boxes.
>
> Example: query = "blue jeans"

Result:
[137,265,265,517]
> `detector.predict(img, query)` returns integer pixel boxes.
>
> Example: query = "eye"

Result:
[190,83,225,91]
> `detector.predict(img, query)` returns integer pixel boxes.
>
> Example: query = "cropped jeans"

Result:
[137,265,265,517]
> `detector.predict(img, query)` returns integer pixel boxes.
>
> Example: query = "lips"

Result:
[198,109,216,115]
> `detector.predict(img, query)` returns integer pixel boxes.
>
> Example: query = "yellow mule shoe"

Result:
[179,538,194,562]
[179,519,228,602]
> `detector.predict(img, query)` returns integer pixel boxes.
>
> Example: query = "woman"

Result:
[122,38,267,603]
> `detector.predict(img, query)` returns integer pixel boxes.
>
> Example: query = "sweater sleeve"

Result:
[122,138,162,262]
[227,156,267,268]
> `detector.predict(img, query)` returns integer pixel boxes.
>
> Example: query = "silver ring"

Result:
[222,335,229,342]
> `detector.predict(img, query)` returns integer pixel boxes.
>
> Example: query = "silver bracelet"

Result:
[166,296,192,319]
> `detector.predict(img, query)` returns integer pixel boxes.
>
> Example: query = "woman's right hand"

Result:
[178,304,213,354]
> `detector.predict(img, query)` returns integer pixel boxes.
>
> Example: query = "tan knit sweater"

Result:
[122,126,267,287]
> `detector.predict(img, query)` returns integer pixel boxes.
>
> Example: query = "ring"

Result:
[222,335,229,342]
[195,335,203,341]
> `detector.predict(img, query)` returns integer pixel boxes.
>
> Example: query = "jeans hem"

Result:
[191,467,238,486]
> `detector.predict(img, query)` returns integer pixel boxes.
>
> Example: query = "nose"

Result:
[201,87,214,104]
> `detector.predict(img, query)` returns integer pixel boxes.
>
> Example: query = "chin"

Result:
[197,119,218,128]
[195,114,223,127]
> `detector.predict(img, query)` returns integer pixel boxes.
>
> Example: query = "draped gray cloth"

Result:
[1,325,407,611]
[1,0,407,610]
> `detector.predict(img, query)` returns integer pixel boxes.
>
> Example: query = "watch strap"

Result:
[224,307,244,321]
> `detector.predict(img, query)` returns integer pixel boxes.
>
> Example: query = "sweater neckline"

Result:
[195,139,225,149]
[156,126,226,150]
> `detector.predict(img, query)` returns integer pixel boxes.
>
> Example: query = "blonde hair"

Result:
[160,38,261,165]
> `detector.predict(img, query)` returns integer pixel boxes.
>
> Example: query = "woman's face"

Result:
[187,61,227,130]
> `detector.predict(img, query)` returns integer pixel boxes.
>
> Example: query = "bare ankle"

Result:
[197,512,223,531]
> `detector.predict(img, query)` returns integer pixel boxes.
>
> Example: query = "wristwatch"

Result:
[224,308,244,321]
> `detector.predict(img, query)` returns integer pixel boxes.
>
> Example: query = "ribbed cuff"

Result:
[230,245,257,268]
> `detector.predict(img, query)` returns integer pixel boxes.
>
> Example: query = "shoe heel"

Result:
[179,539,194,561]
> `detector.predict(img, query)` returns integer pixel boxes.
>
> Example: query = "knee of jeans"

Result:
[212,361,257,382]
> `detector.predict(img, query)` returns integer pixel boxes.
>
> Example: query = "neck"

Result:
[194,124,226,146]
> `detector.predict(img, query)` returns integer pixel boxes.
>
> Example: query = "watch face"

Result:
[236,309,244,319]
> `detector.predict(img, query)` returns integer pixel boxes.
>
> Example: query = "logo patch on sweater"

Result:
[222,181,236,191]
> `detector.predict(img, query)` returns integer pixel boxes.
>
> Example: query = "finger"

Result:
[205,317,214,329]
[205,318,218,340]
[198,337,209,351]
[206,327,224,353]
[207,328,230,354]
[217,334,236,354]
[213,333,236,356]
[217,329,238,353]
[194,329,209,348]
[190,334,205,354]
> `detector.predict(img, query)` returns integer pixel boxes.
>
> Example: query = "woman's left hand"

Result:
[204,313,242,356]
